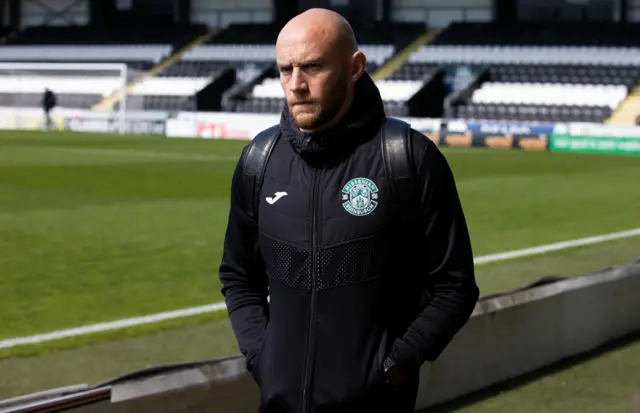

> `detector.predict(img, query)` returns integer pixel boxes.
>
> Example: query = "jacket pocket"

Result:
[366,329,390,391]
[247,333,268,385]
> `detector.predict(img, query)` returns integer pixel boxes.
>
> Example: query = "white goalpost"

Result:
[0,62,131,134]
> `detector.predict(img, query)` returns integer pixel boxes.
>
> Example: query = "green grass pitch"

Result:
[1,130,639,410]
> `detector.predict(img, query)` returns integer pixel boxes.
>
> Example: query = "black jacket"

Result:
[219,73,479,413]
[42,90,56,112]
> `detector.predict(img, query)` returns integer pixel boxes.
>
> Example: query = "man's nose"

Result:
[288,68,308,93]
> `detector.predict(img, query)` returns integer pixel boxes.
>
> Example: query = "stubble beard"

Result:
[289,74,349,131]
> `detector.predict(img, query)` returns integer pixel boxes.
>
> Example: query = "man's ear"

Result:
[351,51,366,82]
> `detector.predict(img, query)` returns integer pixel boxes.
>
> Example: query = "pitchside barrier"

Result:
[1,107,640,155]
[2,258,639,413]
[163,111,640,155]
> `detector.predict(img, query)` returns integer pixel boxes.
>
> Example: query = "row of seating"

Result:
[225,97,409,117]
[115,95,196,112]
[250,78,423,102]
[390,62,640,87]
[208,22,425,49]
[0,92,198,112]
[130,77,215,96]
[0,75,121,95]
[470,83,628,109]
[408,45,640,66]
[7,24,208,47]
[0,45,171,62]
[456,103,612,124]
[387,63,440,81]
[487,64,640,88]
[179,44,395,65]
[0,92,102,109]
[432,22,640,47]
[0,75,214,97]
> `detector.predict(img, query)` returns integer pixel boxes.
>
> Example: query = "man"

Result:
[41,88,57,130]
[219,8,479,413]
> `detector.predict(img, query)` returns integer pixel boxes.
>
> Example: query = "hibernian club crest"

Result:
[341,177,379,216]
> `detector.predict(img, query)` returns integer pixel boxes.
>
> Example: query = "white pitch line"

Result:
[1,228,639,350]
[0,303,227,350]
[474,228,640,265]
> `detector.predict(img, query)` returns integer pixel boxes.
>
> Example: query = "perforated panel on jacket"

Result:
[317,237,382,290]
[262,236,312,290]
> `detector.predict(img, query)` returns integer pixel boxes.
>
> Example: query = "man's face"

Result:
[276,36,351,131]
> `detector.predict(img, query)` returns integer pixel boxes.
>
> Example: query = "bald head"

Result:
[277,8,358,57]
[275,8,366,132]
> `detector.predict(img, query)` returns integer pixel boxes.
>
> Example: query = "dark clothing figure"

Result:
[219,73,479,413]
[42,89,56,130]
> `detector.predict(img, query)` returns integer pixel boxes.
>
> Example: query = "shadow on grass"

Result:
[418,330,640,413]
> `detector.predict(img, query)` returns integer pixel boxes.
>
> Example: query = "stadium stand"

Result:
[0,23,209,112]
[156,22,426,116]
[427,22,640,123]
[225,44,397,114]
[0,22,422,113]
[2,19,639,123]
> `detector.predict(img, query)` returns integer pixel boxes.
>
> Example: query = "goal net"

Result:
[0,62,144,134]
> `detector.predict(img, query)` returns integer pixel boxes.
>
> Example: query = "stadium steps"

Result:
[370,29,441,82]
[91,29,218,112]
[605,83,640,126]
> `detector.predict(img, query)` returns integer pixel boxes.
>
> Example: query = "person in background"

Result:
[42,88,57,130]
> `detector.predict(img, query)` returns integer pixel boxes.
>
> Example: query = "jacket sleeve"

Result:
[387,130,479,370]
[218,146,270,367]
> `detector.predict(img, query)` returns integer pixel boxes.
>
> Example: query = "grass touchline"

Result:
[2,227,638,351]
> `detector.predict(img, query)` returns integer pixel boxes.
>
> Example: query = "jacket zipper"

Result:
[301,165,320,413]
